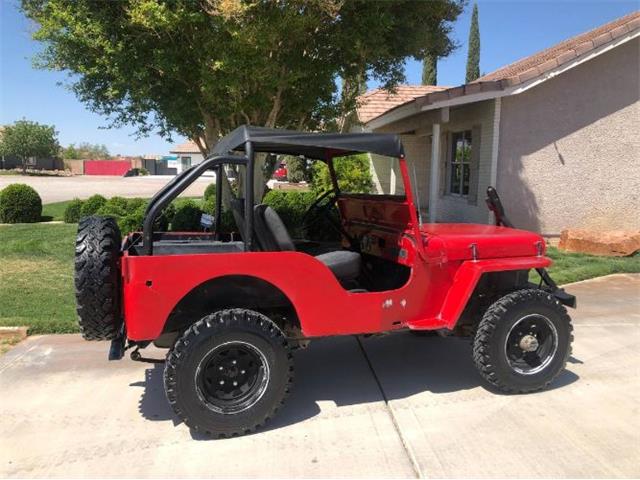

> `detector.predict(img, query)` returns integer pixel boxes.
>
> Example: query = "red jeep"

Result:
[75,126,575,437]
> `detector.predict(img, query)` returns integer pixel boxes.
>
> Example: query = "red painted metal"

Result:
[84,160,131,176]
[120,154,553,342]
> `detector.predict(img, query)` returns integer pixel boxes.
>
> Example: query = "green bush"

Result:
[286,156,308,183]
[171,199,203,231]
[97,196,129,218]
[204,182,217,201]
[263,190,335,240]
[0,183,42,223]
[201,197,237,232]
[80,194,107,217]
[63,198,83,223]
[312,153,372,194]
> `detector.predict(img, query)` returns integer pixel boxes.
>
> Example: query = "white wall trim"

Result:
[428,123,441,223]
[488,97,502,223]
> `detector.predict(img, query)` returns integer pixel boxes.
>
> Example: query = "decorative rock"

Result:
[559,229,640,257]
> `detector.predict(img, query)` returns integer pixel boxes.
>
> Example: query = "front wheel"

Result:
[164,309,293,437]
[472,289,573,393]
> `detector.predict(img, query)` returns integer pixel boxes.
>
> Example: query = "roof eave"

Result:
[367,27,639,130]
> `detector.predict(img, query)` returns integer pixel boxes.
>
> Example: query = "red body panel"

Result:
[122,203,549,341]
[121,155,551,342]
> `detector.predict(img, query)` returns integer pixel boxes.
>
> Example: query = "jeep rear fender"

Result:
[409,256,552,330]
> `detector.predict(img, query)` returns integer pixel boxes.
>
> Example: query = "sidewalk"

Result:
[1,274,638,478]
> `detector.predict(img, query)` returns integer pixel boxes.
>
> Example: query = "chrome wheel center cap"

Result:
[519,335,539,352]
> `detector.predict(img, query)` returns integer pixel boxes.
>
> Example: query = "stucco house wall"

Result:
[497,38,640,234]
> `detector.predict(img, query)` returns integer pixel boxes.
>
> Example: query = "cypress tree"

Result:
[465,3,480,83]
[422,52,438,85]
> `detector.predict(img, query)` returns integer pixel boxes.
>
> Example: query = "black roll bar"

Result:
[142,154,248,255]
[214,165,223,241]
[244,141,255,252]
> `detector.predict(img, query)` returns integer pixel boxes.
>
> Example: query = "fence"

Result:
[84,160,132,176]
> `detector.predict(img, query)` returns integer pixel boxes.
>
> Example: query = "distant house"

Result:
[169,141,204,174]
[357,12,639,235]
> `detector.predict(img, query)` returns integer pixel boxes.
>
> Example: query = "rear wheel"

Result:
[472,289,573,393]
[74,216,123,340]
[164,309,293,437]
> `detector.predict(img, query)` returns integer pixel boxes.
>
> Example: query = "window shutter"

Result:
[439,132,449,197]
[467,125,482,205]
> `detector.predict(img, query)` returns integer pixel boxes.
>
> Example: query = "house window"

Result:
[449,130,472,196]
[181,156,192,170]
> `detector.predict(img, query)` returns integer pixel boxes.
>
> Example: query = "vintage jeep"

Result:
[75,126,575,437]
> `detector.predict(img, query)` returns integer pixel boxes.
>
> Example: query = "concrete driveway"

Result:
[0,175,211,203]
[1,274,639,478]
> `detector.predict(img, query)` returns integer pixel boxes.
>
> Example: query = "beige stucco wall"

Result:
[497,38,640,234]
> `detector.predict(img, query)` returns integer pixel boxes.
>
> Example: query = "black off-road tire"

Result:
[164,309,294,437]
[472,289,573,393]
[74,216,123,340]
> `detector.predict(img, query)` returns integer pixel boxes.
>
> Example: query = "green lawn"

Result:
[531,246,640,285]
[41,200,73,221]
[0,222,639,335]
[0,223,78,334]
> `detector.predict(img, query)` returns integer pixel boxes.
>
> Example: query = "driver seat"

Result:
[253,204,361,284]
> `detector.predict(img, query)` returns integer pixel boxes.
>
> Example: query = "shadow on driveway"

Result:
[131,331,579,438]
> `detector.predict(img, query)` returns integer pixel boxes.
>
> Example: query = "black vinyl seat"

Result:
[253,204,361,283]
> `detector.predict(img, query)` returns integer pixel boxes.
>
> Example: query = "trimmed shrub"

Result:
[0,183,42,223]
[286,156,308,183]
[204,182,217,201]
[171,199,203,231]
[80,194,107,217]
[63,198,83,223]
[312,153,372,194]
[97,196,129,218]
[201,197,237,232]
[263,190,322,238]
[118,210,145,235]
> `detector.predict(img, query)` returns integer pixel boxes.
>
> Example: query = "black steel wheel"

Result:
[472,289,573,393]
[196,341,270,415]
[164,309,293,437]
[504,313,558,375]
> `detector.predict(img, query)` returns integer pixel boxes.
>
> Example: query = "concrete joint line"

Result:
[0,336,45,373]
[356,336,424,479]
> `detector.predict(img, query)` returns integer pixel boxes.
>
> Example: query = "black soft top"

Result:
[211,125,404,160]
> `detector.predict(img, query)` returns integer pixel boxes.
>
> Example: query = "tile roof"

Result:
[170,141,201,154]
[367,11,639,125]
[475,10,639,84]
[356,85,448,123]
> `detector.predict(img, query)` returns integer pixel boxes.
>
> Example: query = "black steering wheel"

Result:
[302,189,338,229]
[302,189,357,247]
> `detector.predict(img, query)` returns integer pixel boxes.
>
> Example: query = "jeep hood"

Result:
[420,224,545,261]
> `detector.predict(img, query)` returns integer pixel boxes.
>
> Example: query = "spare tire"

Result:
[74,216,123,340]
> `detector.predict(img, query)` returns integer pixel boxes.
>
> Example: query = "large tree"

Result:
[61,142,110,160]
[465,3,480,83]
[0,120,59,173]
[22,0,463,198]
